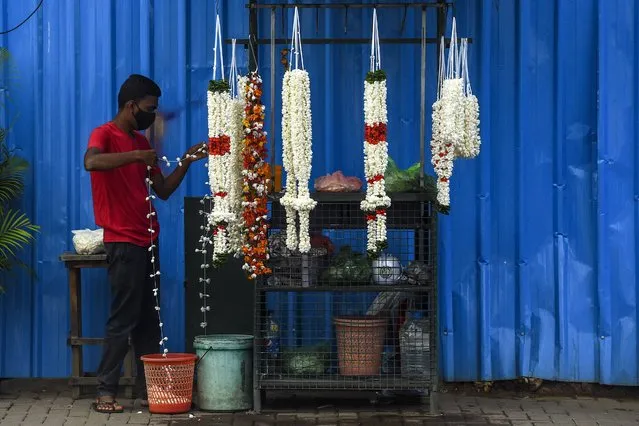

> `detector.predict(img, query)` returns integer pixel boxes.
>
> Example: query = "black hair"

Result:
[117,74,161,109]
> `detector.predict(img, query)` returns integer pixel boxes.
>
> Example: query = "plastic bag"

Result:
[385,158,449,214]
[385,159,421,193]
[72,228,105,255]
[314,171,362,192]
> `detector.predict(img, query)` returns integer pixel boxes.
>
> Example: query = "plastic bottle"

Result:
[399,311,430,378]
[265,311,280,375]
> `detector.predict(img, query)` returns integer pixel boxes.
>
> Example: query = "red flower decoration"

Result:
[209,135,231,156]
[240,72,272,277]
[364,123,387,145]
[367,174,384,184]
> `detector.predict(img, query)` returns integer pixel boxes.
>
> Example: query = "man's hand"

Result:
[135,149,158,166]
[183,143,208,164]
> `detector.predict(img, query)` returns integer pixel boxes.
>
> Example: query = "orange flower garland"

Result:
[241,72,272,278]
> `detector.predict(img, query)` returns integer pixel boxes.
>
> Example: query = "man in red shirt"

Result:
[85,74,205,413]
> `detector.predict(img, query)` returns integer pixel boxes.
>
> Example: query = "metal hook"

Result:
[344,5,348,34]
[400,5,408,34]
[248,34,259,72]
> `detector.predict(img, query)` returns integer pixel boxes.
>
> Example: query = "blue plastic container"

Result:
[193,334,253,411]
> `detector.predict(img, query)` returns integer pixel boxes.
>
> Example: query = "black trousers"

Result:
[96,242,161,397]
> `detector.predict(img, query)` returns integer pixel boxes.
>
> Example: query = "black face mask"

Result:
[133,103,156,131]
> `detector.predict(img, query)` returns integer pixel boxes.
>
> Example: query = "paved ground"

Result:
[2,379,639,425]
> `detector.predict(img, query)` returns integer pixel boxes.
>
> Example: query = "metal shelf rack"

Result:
[255,192,438,412]
[227,0,458,414]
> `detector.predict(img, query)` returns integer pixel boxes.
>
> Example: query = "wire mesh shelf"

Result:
[254,192,437,395]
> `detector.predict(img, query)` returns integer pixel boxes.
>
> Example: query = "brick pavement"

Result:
[1,380,639,425]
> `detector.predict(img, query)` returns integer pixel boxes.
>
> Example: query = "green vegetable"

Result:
[282,342,331,375]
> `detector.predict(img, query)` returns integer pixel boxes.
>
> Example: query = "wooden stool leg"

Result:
[68,267,83,400]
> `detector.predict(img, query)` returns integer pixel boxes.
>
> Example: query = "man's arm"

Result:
[151,162,190,201]
[84,148,157,171]
[151,142,208,200]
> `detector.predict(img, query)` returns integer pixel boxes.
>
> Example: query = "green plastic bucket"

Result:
[193,334,253,412]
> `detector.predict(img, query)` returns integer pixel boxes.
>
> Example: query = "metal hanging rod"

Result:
[226,37,471,45]
[247,2,453,9]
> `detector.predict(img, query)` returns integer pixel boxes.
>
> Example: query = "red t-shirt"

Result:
[87,122,161,247]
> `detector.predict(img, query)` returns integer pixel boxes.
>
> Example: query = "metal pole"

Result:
[225,37,469,45]
[247,2,453,9]
[430,0,447,416]
[270,7,276,174]
[419,6,426,189]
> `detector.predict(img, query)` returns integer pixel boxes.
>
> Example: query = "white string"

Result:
[369,9,381,72]
[248,34,259,72]
[437,37,445,100]
[212,14,225,80]
[230,39,239,98]
[289,7,305,71]
[375,13,381,70]
[455,27,462,79]
[462,38,472,96]
[289,11,296,70]
[447,18,458,80]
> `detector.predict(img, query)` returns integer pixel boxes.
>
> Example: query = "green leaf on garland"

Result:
[365,70,387,83]
[208,79,230,93]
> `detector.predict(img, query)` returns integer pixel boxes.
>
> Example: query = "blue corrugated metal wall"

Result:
[0,0,636,385]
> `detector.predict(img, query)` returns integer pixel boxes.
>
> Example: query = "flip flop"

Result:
[93,397,124,413]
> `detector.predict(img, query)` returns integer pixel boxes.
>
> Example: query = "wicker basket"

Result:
[334,317,387,376]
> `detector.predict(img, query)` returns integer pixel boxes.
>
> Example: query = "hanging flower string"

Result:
[459,38,481,159]
[145,145,207,355]
[195,193,212,331]
[361,9,390,256]
[430,19,481,208]
[241,71,272,278]
[281,7,316,253]
[195,13,227,333]
[431,19,460,207]
[144,169,168,355]
[228,41,248,257]
[207,81,234,265]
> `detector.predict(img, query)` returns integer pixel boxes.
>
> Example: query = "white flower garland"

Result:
[361,76,390,254]
[281,69,316,253]
[458,38,481,159]
[430,22,482,208]
[207,87,235,263]
[430,98,454,207]
[228,76,247,256]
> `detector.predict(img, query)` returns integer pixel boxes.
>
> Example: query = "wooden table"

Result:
[60,252,136,399]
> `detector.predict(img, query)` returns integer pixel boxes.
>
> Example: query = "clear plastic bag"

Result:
[72,228,105,255]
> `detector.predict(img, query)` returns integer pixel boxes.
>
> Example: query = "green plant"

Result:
[0,134,38,293]
[0,47,38,293]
